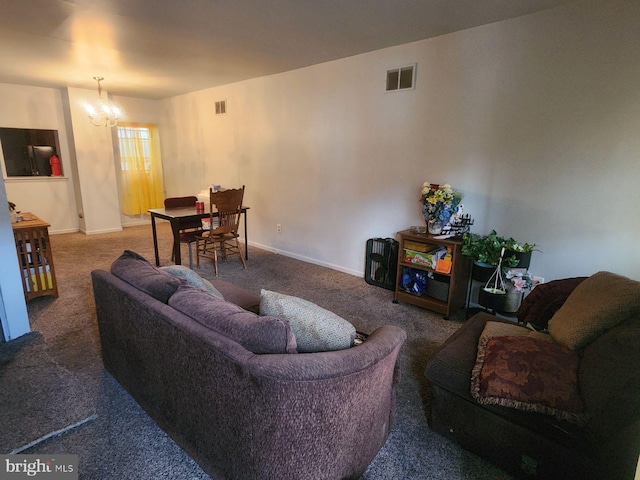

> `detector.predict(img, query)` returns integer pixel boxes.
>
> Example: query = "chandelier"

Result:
[84,77,120,127]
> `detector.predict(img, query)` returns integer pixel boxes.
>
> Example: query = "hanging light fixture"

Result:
[84,77,120,127]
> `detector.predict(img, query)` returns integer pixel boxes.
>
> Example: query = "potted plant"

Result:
[502,237,539,270]
[461,230,516,282]
[474,246,507,311]
[502,269,539,313]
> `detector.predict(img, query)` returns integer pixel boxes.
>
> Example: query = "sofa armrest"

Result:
[516,277,587,329]
[425,312,508,396]
[247,325,406,381]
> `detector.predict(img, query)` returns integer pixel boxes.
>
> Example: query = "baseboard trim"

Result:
[49,228,80,235]
[83,227,123,236]
[248,241,364,278]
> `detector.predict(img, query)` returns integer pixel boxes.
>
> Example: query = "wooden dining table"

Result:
[148,206,249,267]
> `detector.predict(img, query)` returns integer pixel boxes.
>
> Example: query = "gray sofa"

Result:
[425,274,640,480]
[91,251,406,480]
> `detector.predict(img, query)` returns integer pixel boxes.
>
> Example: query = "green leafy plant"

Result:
[461,230,537,268]
[503,237,538,253]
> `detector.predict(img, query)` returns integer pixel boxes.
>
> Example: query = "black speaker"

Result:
[365,238,398,290]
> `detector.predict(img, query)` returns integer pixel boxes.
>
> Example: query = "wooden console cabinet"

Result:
[393,229,470,319]
[12,212,59,302]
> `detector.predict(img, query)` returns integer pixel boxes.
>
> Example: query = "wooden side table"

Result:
[12,212,59,302]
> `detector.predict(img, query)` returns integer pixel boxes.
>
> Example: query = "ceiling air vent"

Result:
[386,64,416,92]
[215,100,227,115]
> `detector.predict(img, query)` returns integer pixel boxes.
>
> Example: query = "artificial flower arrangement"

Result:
[420,183,463,232]
[505,268,540,292]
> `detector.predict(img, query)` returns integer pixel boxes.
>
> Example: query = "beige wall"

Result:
[159,0,640,281]
[0,84,78,233]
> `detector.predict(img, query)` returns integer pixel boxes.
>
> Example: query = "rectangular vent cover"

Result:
[215,100,227,115]
[386,64,416,92]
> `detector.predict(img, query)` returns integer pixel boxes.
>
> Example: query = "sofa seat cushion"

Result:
[111,250,184,303]
[209,280,260,314]
[169,285,297,354]
[260,290,355,353]
[548,271,640,350]
[425,312,498,395]
[160,265,223,298]
[471,322,586,425]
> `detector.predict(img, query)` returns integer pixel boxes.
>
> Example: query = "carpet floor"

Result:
[0,332,96,454]
[4,223,513,479]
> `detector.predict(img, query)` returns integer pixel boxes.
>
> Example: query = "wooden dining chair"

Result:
[164,195,203,269]
[195,186,246,276]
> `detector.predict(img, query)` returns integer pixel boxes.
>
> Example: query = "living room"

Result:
[0,0,639,477]
[2,1,638,281]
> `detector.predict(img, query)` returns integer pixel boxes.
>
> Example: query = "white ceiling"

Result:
[0,0,576,100]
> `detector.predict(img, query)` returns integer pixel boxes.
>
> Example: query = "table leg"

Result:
[151,214,160,266]
[172,219,182,265]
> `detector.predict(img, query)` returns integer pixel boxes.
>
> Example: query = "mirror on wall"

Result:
[0,128,62,177]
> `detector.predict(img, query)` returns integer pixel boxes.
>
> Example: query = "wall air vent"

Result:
[215,100,227,115]
[386,64,416,92]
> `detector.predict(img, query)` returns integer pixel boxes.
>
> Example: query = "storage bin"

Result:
[426,273,450,302]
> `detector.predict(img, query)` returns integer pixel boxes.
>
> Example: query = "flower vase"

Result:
[427,219,443,235]
[503,286,523,313]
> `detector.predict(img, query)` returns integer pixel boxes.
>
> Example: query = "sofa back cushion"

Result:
[111,250,184,303]
[548,271,640,350]
[160,265,224,298]
[169,285,297,354]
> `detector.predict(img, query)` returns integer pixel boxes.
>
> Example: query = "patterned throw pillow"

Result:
[259,290,356,353]
[471,330,586,425]
[160,265,223,298]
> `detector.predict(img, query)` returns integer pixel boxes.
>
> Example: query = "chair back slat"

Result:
[197,185,247,275]
[208,187,245,234]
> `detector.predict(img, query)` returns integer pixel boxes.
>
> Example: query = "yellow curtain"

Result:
[117,123,165,215]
